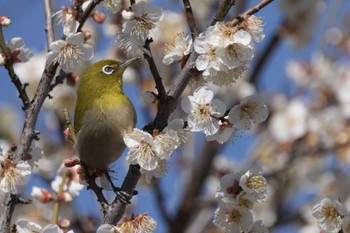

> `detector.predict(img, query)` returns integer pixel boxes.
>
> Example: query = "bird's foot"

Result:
[104,171,138,204]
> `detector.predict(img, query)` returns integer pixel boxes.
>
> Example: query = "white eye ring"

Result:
[102,65,114,75]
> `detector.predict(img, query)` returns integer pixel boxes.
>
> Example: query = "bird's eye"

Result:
[102,65,114,75]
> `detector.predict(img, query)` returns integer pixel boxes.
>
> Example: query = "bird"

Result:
[74,58,139,172]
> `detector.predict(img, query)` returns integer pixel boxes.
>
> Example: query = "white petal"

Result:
[7,37,24,50]
[195,54,210,71]
[66,32,84,45]
[80,44,94,61]
[211,98,226,117]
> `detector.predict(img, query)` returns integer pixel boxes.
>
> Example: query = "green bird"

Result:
[74,57,140,171]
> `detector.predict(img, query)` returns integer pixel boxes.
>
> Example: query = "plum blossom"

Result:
[269,99,308,143]
[140,159,168,183]
[163,33,193,65]
[312,196,347,233]
[97,224,120,233]
[182,86,226,136]
[15,220,70,233]
[0,156,31,194]
[243,15,265,42]
[206,116,236,144]
[47,32,94,73]
[116,213,157,233]
[229,95,269,130]
[53,7,79,36]
[5,37,33,64]
[239,167,267,203]
[0,16,11,27]
[213,199,254,232]
[117,1,163,56]
[124,128,159,171]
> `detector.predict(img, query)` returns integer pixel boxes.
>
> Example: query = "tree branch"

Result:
[143,39,168,101]
[44,0,55,49]
[231,0,275,25]
[76,0,103,32]
[183,0,198,39]
[0,27,31,111]
[210,0,236,26]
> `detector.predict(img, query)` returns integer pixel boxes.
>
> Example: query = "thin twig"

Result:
[63,108,77,143]
[76,0,103,32]
[231,0,275,26]
[210,0,236,26]
[130,0,136,5]
[183,0,198,39]
[52,172,67,224]
[44,0,55,49]
[143,39,168,101]
[0,27,31,111]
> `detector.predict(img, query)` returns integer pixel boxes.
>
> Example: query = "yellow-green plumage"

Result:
[74,59,137,170]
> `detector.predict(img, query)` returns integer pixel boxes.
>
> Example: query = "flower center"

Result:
[245,176,266,190]
[227,208,242,224]
[322,206,339,221]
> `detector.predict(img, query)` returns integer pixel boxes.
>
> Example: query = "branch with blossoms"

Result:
[0,1,104,231]
[0,0,277,232]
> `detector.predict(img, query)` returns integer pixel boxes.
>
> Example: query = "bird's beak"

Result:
[113,57,141,70]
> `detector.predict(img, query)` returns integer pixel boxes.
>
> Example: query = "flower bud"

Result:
[59,191,73,202]
[0,53,6,66]
[58,219,70,228]
[0,16,11,27]
[31,187,53,203]
[142,91,157,105]
[122,10,135,20]
[92,10,106,24]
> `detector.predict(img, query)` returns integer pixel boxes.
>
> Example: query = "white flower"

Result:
[124,128,159,171]
[142,91,157,105]
[124,1,163,41]
[203,65,247,86]
[47,32,94,73]
[239,167,267,203]
[0,157,31,194]
[117,213,157,233]
[229,95,269,130]
[216,172,242,200]
[103,0,122,13]
[117,1,163,56]
[42,224,64,233]
[97,224,120,233]
[51,165,84,197]
[268,99,308,143]
[244,16,265,42]
[163,33,193,65]
[140,159,168,183]
[53,7,79,36]
[194,32,225,76]
[31,186,53,203]
[216,30,254,69]
[0,52,5,66]
[6,37,33,63]
[154,129,180,159]
[181,86,226,136]
[213,199,253,232]
[312,196,347,233]
[206,116,236,144]
[0,16,11,26]
[166,119,191,144]
[247,220,269,233]
[16,219,42,233]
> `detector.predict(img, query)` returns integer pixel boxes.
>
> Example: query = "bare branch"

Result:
[210,0,236,26]
[44,0,55,49]
[183,0,198,39]
[143,39,168,101]
[76,0,103,32]
[0,27,31,111]
[232,0,275,25]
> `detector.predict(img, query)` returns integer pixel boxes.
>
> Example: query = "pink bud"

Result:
[0,16,11,27]
[142,91,157,105]
[59,191,73,202]
[64,158,80,167]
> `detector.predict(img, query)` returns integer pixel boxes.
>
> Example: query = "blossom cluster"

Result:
[0,36,33,66]
[117,1,164,57]
[97,213,157,233]
[214,167,269,232]
[163,16,264,86]
[124,119,190,183]
[312,196,350,233]
[182,86,269,144]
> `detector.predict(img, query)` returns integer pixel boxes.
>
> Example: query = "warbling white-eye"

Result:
[74,57,140,171]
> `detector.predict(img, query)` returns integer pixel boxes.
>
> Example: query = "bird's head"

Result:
[81,57,141,89]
